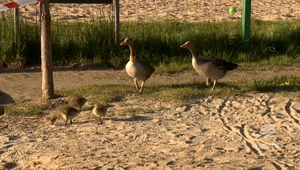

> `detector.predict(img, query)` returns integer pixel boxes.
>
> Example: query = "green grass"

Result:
[61,84,135,104]
[59,75,300,104]
[5,75,300,116]
[1,17,300,69]
[5,102,47,116]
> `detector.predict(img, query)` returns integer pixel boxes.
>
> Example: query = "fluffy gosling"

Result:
[92,103,108,124]
[49,105,80,125]
[68,96,87,111]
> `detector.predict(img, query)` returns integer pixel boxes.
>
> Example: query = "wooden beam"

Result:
[50,0,112,4]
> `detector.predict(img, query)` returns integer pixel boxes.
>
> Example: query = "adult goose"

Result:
[120,38,155,93]
[180,41,238,91]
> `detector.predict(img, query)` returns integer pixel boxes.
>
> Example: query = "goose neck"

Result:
[189,46,198,59]
[128,45,136,62]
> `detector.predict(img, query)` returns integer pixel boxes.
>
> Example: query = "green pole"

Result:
[242,0,251,49]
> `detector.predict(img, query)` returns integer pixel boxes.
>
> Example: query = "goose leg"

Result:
[211,80,217,91]
[134,78,140,91]
[206,78,211,86]
[139,81,145,93]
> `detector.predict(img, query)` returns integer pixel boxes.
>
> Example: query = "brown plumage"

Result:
[68,96,87,111]
[120,38,155,93]
[92,103,108,124]
[180,41,238,91]
[49,105,80,125]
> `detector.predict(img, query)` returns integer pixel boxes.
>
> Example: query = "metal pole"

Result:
[242,0,251,49]
[114,0,120,44]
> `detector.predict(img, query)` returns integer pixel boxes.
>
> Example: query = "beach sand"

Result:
[1,67,300,169]
[0,0,298,22]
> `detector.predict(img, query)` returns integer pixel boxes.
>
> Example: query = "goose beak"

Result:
[120,41,126,46]
[180,44,187,48]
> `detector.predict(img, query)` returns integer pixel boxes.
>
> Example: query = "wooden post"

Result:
[113,0,120,44]
[40,0,54,99]
[14,7,19,52]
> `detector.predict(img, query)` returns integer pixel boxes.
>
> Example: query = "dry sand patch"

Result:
[1,93,300,169]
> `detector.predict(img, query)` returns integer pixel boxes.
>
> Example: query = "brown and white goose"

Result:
[120,38,155,93]
[180,41,238,91]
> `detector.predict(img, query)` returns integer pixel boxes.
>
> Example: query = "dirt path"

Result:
[0,67,300,169]
[1,65,300,101]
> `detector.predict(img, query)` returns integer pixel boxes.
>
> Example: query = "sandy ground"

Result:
[1,67,300,170]
[1,0,300,22]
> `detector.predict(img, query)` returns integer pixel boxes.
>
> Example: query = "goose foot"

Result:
[206,78,211,86]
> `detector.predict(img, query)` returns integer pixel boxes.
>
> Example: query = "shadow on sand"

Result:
[0,64,123,74]
[0,91,14,105]
[111,115,152,122]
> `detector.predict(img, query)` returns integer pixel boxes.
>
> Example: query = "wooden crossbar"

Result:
[50,0,112,4]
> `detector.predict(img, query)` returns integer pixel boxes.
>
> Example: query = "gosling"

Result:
[68,96,87,111]
[92,103,108,124]
[49,105,80,125]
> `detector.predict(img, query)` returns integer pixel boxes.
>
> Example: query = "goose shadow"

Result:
[111,115,152,122]
[0,65,123,74]
[151,82,242,91]
[52,116,152,126]
[0,91,15,105]
[252,84,300,93]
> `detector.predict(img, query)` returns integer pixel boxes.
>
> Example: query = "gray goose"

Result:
[180,41,238,91]
[120,38,155,93]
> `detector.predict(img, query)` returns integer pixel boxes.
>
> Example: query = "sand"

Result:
[1,0,299,22]
[1,67,300,169]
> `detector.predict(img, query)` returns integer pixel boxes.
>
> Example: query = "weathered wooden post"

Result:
[113,0,119,44]
[14,7,19,51]
[40,0,54,99]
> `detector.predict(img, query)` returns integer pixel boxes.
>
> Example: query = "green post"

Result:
[242,0,251,50]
